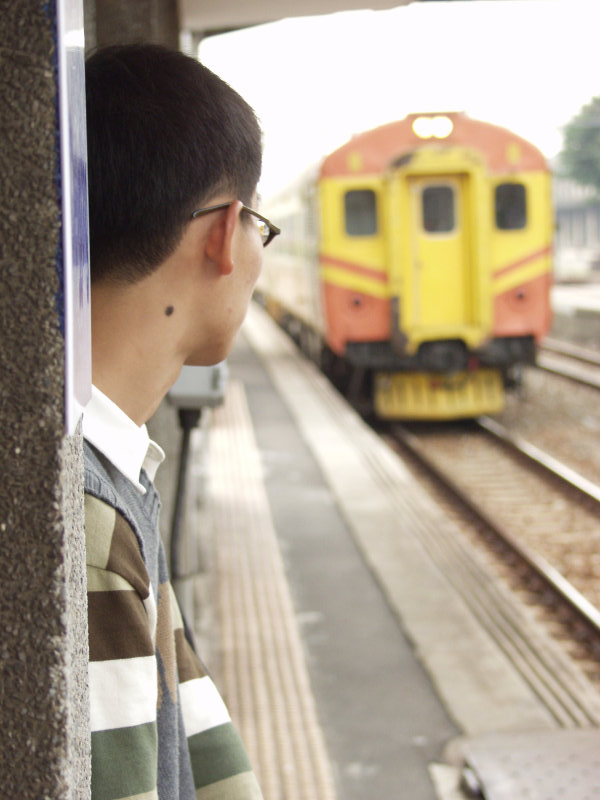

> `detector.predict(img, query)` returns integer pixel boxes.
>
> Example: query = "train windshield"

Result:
[495,183,527,230]
[422,185,455,233]
[344,190,378,236]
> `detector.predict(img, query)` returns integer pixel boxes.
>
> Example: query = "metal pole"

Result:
[170,408,202,580]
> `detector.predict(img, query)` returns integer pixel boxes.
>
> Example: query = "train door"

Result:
[407,175,474,336]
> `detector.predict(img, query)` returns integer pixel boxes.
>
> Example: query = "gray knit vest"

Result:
[84,441,196,800]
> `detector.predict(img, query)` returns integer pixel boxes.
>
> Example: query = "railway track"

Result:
[383,417,600,726]
[538,338,600,389]
[268,309,600,725]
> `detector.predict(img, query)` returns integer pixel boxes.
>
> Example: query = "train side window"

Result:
[422,185,455,233]
[344,190,377,236]
[495,183,527,230]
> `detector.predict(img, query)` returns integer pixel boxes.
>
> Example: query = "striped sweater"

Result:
[84,442,263,800]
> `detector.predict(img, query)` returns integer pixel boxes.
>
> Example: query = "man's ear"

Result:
[204,201,242,276]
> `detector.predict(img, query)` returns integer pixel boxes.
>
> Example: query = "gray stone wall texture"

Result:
[0,1,90,796]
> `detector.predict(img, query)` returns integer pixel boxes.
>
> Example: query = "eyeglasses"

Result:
[191,202,281,247]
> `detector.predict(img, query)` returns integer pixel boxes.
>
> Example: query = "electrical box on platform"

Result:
[168,363,228,410]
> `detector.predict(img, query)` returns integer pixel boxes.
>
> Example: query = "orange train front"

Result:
[259,112,553,420]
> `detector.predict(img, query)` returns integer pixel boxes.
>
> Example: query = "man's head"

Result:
[85,43,263,285]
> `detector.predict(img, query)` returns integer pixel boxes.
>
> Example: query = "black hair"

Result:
[85,43,262,283]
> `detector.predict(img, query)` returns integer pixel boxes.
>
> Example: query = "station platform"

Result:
[552,281,600,315]
[150,302,600,800]
[551,281,600,345]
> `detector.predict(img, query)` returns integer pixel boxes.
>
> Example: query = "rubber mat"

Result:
[462,729,600,799]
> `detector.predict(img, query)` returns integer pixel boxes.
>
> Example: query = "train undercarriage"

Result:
[254,293,531,421]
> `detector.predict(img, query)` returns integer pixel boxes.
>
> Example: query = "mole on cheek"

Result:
[165,306,174,316]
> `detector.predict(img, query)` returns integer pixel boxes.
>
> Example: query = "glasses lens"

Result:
[256,219,269,245]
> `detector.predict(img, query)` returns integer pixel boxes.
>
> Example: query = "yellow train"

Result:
[258,112,553,420]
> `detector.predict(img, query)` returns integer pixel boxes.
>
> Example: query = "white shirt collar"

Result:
[82,385,165,495]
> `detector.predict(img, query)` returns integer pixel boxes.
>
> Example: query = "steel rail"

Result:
[476,416,600,634]
[542,337,600,367]
[537,339,600,390]
[388,422,600,727]
[478,415,600,505]
[391,421,600,640]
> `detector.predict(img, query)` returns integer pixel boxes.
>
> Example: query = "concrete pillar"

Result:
[0,1,90,797]
[85,0,180,49]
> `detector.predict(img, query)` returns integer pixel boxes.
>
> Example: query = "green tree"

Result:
[561,96,600,193]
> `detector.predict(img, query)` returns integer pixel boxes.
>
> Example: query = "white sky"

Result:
[199,0,600,199]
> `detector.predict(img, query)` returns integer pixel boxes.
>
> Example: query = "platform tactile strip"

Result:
[208,380,339,800]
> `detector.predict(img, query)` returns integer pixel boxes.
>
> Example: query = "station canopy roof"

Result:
[179,0,414,36]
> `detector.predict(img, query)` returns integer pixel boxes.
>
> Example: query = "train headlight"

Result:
[412,115,454,139]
